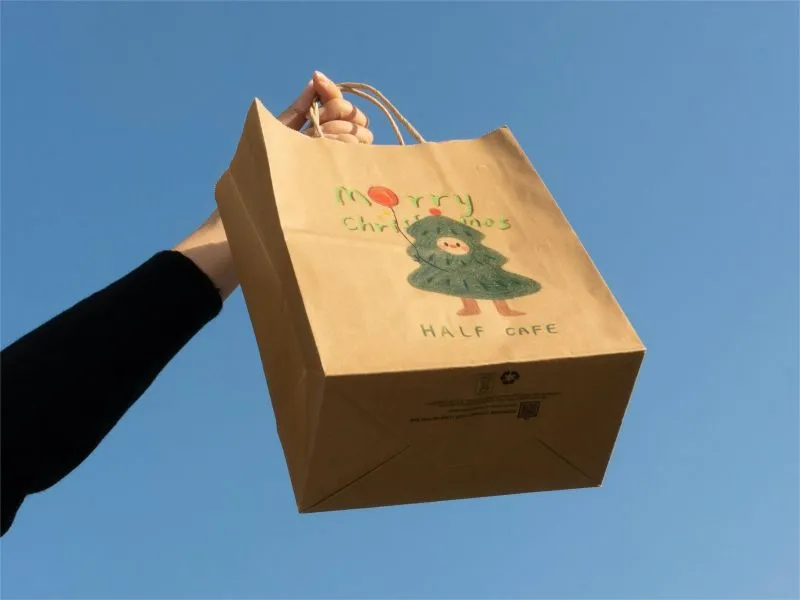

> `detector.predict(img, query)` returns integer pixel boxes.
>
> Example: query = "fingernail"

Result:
[314,70,329,81]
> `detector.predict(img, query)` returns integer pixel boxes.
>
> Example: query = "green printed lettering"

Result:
[462,217,482,229]
[507,324,556,336]
[343,217,357,230]
[375,223,389,232]
[420,324,436,337]
[474,326,484,338]
[404,214,421,229]
[336,186,371,206]
[431,194,447,207]
[456,194,475,218]
[440,326,455,338]
[483,218,495,227]
[358,216,375,232]
[497,217,511,230]
[408,195,424,208]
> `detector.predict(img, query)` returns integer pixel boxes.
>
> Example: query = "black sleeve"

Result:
[0,250,223,536]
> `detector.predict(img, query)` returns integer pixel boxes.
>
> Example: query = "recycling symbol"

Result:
[501,370,520,385]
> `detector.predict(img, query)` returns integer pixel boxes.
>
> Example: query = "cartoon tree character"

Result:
[406,209,541,317]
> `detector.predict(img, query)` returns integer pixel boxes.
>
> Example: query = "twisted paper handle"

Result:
[307,81,425,145]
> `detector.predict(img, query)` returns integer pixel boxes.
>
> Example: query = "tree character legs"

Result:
[493,299,526,317]
[457,298,481,316]
[456,298,526,317]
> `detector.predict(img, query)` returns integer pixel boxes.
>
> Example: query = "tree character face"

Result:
[436,236,471,256]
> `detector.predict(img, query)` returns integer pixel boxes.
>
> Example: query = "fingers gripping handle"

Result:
[307,81,426,145]
[309,87,406,144]
[340,82,426,144]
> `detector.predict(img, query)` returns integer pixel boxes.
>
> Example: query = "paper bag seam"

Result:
[304,444,411,512]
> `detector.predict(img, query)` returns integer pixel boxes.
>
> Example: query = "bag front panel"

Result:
[255,102,642,376]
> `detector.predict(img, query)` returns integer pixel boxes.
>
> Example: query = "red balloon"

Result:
[367,186,399,208]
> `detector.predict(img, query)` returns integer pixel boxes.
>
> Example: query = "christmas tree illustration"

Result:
[406,209,541,317]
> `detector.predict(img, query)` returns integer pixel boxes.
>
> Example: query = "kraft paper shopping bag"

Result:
[215,82,644,512]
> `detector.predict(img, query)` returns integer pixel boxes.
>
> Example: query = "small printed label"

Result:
[517,400,541,420]
[409,392,558,424]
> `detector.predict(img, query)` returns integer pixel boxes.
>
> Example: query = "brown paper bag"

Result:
[215,82,645,513]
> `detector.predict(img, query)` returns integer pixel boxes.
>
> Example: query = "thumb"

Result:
[277,71,343,131]
[312,70,343,104]
[277,77,315,130]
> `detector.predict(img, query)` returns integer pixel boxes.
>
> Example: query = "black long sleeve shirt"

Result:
[0,251,223,536]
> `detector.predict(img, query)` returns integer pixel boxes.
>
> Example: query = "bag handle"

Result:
[307,81,426,145]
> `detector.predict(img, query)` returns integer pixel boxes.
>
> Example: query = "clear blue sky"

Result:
[1,2,797,599]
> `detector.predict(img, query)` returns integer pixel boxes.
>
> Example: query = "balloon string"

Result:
[389,207,447,272]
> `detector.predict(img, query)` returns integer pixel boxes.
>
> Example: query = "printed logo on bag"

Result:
[501,370,521,385]
[335,185,547,320]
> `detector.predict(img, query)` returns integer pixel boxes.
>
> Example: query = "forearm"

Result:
[0,250,223,535]
[174,210,239,300]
